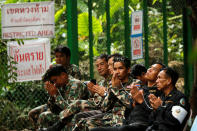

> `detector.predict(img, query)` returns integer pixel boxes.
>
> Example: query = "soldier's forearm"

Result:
[111,87,130,107]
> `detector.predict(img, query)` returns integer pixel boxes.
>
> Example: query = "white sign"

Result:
[131,10,143,35]
[131,36,143,60]
[1,1,54,39]
[7,38,51,82]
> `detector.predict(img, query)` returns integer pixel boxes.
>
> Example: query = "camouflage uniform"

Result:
[59,77,112,131]
[28,64,82,129]
[37,78,89,128]
[75,78,133,131]
[67,64,82,80]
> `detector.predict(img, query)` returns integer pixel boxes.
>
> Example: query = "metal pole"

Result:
[88,0,94,79]
[163,0,168,65]
[66,0,79,65]
[124,0,131,59]
[106,0,111,55]
[143,0,149,68]
[183,7,193,98]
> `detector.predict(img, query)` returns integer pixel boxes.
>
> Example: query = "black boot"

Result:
[38,114,74,131]
[38,120,65,131]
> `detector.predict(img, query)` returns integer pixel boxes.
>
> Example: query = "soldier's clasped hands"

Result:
[148,94,162,110]
[44,81,58,97]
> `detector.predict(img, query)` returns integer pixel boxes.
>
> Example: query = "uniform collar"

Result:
[161,87,177,100]
[62,78,72,89]
[122,76,133,86]
[105,75,112,83]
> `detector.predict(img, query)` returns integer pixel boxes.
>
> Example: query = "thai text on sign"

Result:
[7,38,51,82]
[1,1,54,39]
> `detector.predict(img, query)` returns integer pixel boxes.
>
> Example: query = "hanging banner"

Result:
[131,10,143,35]
[131,35,143,60]
[7,38,51,82]
[1,1,54,39]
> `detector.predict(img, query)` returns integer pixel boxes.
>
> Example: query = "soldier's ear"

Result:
[167,77,172,85]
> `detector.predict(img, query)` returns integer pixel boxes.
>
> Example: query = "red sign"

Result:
[7,39,51,82]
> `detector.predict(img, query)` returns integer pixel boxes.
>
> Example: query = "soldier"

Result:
[34,65,88,130]
[75,56,133,131]
[87,54,111,97]
[28,45,82,129]
[146,67,190,131]
[53,45,82,80]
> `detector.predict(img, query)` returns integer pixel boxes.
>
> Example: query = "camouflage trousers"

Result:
[60,100,99,131]
[59,100,97,119]
[38,110,60,128]
[39,111,75,131]
[74,111,125,131]
[28,104,48,129]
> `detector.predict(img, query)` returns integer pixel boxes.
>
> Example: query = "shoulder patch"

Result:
[171,105,188,124]
[180,98,186,106]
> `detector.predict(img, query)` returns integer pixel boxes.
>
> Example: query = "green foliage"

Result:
[148,5,184,61]
[0,98,34,130]
[55,5,66,23]
[152,0,158,5]
[0,41,17,94]
[5,0,18,4]
[0,78,48,130]
[78,0,88,13]
[131,0,140,4]
[2,82,48,109]
[0,10,1,35]
[77,11,103,58]
[109,0,124,19]
[30,0,49,2]
[152,0,162,5]
[0,99,20,130]
[78,12,103,36]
